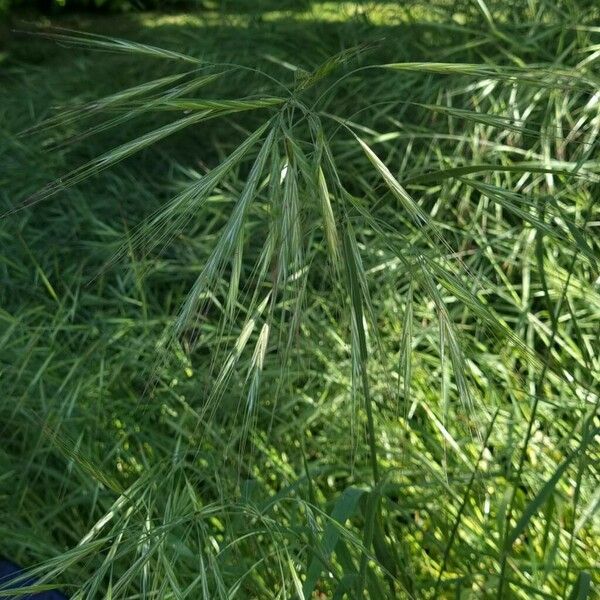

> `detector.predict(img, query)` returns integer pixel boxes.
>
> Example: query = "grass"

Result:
[1,1,599,598]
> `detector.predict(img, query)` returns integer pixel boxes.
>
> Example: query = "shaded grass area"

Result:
[1,2,600,598]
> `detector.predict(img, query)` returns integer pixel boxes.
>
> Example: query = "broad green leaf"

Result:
[302,487,366,598]
[568,572,592,600]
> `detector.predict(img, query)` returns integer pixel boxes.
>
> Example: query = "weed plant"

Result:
[1,1,599,598]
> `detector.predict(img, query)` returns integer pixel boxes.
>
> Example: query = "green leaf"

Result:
[507,428,599,548]
[302,487,366,598]
[567,572,592,600]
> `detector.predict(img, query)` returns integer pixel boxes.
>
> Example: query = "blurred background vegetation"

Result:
[2,0,198,15]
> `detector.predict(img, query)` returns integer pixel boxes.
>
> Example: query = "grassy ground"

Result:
[1,2,599,598]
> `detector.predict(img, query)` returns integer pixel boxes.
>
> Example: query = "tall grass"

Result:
[1,1,599,598]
